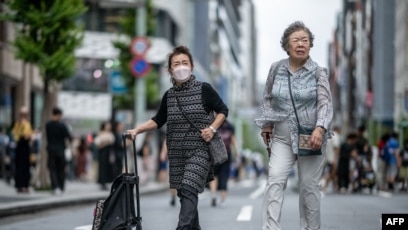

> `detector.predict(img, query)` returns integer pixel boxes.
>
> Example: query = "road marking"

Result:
[198,190,211,200]
[249,181,265,199]
[239,179,255,188]
[377,191,392,198]
[73,225,92,230]
[320,191,325,199]
[237,205,253,221]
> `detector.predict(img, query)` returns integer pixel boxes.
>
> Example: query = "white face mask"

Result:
[172,65,192,82]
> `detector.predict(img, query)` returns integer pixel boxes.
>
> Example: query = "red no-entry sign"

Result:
[130,37,150,57]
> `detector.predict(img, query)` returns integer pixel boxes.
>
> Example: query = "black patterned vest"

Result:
[166,77,214,192]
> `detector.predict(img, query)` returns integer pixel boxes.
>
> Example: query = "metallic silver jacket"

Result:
[255,58,333,154]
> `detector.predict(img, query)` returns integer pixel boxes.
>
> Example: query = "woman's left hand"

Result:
[310,127,324,150]
[201,127,214,142]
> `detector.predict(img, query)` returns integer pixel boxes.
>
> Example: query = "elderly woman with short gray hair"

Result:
[255,21,333,230]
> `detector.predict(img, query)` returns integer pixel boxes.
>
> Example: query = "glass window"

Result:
[0,82,13,127]
[81,2,127,33]
[62,58,109,92]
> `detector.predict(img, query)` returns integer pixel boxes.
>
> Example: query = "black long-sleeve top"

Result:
[152,82,228,128]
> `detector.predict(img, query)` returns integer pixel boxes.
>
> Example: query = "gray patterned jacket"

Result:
[255,57,333,154]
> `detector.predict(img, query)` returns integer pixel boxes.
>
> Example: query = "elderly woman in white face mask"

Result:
[126,46,228,230]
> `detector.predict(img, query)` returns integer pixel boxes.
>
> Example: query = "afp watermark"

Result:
[382,214,408,230]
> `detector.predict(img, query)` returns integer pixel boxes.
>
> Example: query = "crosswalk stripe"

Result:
[249,181,265,199]
[237,205,253,221]
[73,225,92,230]
[377,191,393,198]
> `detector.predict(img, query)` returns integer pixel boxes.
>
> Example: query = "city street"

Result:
[0,178,406,230]
[1,1,407,229]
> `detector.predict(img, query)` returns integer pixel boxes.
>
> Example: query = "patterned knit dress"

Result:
[154,77,227,193]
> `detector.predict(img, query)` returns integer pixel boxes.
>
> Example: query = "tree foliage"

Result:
[1,0,87,189]
[2,0,87,83]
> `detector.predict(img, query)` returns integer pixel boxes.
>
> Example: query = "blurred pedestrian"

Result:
[94,121,115,190]
[0,126,10,180]
[337,133,357,193]
[384,132,399,192]
[398,139,408,192]
[376,133,390,191]
[4,127,16,184]
[254,21,333,230]
[12,106,33,193]
[209,120,237,208]
[126,45,228,230]
[322,126,341,192]
[75,136,91,181]
[45,107,72,195]
[352,125,373,193]
[65,137,75,181]
[158,138,169,183]
[88,132,98,180]
[112,121,125,178]
[252,152,265,179]
[138,132,153,184]
[30,128,41,168]
[159,138,177,207]
[237,154,248,181]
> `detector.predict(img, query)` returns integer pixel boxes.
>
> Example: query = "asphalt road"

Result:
[0,178,407,230]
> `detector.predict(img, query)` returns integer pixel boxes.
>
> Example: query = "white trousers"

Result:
[262,120,325,230]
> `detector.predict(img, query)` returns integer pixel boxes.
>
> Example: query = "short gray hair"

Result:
[280,21,314,55]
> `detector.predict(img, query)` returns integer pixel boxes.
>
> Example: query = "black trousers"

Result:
[14,140,31,189]
[176,185,201,230]
[337,159,350,189]
[47,150,66,191]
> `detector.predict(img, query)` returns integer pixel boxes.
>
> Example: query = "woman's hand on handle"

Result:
[125,129,139,140]
[125,119,158,140]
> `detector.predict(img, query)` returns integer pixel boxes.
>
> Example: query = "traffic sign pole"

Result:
[135,0,146,127]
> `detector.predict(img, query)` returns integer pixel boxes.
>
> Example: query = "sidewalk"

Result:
[0,179,168,218]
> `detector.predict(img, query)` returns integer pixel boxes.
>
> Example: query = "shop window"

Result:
[62,58,109,92]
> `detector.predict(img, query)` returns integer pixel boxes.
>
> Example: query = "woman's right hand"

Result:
[125,129,138,140]
[260,126,273,146]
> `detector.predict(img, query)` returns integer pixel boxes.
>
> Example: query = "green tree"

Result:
[112,0,160,111]
[1,0,87,189]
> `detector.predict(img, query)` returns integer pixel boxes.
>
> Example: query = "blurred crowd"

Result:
[0,106,266,196]
[320,125,408,194]
[1,107,406,197]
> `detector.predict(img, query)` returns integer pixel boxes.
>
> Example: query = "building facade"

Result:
[395,0,408,130]
[330,0,408,142]
[0,0,257,135]
[0,4,44,129]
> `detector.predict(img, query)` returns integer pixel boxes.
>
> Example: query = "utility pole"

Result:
[135,0,146,126]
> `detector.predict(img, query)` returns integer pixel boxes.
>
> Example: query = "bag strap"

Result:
[174,94,201,135]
